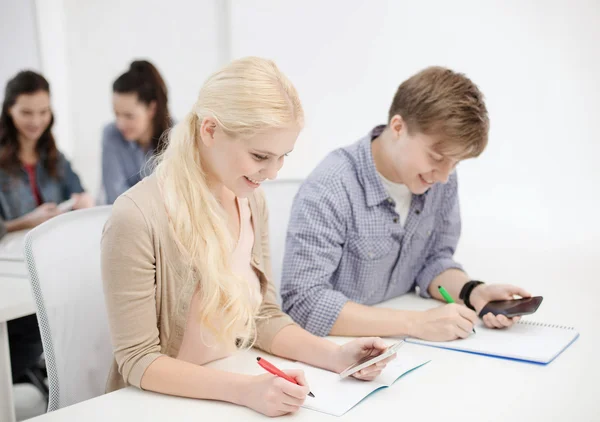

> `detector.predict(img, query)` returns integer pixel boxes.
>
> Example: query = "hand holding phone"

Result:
[478,296,543,318]
[57,198,76,213]
[339,341,404,379]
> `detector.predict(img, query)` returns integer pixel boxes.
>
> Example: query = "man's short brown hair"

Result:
[388,66,489,159]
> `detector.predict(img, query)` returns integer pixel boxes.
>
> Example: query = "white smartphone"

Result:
[57,198,76,212]
[339,341,404,379]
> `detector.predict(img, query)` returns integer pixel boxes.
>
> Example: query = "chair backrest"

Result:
[261,180,302,300]
[24,206,113,412]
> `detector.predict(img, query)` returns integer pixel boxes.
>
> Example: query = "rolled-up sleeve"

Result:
[101,196,163,388]
[415,173,464,297]
[280,181,349,337]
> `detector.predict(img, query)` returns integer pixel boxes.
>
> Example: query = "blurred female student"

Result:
[0,71,93,232]
[101,60,172,204]
[101,57,393,417]
[0,70,93,381]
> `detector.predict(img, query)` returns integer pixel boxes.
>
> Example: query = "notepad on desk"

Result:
[406,320,579,364]
[288,356,430,417]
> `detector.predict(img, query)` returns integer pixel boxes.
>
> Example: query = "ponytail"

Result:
[113,60,171,153]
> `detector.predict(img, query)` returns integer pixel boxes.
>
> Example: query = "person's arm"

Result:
[101,125,130,204]
[428,268,470,302]
[58,152,85,198]
[280,180,351,336]
[57,153,95,209]
[5,204,61,232]
[330,302,421,337]
[257,191,393,381]
[332,173,477,340]
[5,217,30,232]
[101,197,245,397]
[102,195,310,417]
[423,174,532,329]
[416,173,466,299]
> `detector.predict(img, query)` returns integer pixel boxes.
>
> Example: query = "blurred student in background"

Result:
[0,69,93,382]
[0,70,93,232]
[101,60,172,204]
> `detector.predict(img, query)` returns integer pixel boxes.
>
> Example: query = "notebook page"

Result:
[290,356,430,417]
[407,320,578,364]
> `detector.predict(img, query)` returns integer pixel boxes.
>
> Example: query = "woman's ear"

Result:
[199,117,218,147]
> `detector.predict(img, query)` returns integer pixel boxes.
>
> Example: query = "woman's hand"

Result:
[239,369,310,417]
[330,337,396,381]
[71,192,95,210]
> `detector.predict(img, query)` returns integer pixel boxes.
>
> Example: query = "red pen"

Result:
[256,357,315,398]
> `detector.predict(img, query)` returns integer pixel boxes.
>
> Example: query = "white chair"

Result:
[24,206,113,412]
[261,179,302,299]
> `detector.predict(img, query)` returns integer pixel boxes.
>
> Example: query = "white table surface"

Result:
[0,274,35,323]
[0,274,36,422]
[27,246,600,422]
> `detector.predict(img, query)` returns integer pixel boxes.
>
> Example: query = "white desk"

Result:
[26,288,598,422]
[23,240,600,421]
[0,274,36,422]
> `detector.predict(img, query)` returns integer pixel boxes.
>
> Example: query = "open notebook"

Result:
[406,320,579,364]
[288,356,430,417]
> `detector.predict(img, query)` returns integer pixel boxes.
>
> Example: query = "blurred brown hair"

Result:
[113,60,171,154]
[0,71,60,178]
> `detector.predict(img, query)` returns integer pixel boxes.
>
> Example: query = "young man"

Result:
[280,66,531,341]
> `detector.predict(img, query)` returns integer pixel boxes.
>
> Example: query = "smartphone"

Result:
[478,296,543,318]
[57,198,76,213]
[339,341,404,379]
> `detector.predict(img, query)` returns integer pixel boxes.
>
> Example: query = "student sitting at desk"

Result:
[101,60,173,204]
[280,67,531,341]
[0,70,94,383]
[101,57,393,418]
[0,71,94,231]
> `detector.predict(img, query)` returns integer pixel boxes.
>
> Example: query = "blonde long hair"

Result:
[155,57,303,348]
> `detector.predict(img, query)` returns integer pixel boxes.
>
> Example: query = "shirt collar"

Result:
[356,125,391,207]
[356,125,431,208]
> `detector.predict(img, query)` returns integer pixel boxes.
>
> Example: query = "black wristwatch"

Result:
[459,280,485,311]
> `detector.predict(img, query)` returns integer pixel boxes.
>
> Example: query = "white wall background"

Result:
[230,0,600,252]
[4,0,600,256]
[59,0,225,196]
[0,0,40,99]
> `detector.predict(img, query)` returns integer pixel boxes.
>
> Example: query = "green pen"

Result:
[438,285,476,334]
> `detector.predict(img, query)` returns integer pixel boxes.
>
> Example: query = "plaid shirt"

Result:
[280,126,463,336]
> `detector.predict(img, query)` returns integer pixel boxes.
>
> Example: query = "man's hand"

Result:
[470,284,531,328]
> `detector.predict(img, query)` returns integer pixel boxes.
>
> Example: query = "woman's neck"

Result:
[207,178,235,207]
[18,135,38,166]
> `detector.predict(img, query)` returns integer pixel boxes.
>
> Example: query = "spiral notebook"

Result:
[406,320,579,364]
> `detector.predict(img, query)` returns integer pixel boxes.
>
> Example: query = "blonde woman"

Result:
[101,57,394,417]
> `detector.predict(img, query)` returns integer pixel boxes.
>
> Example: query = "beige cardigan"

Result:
[101,175,295,392]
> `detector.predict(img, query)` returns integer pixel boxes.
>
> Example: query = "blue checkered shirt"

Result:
[280,126,464,336]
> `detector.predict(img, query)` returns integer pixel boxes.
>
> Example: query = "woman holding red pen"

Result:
[101,57,395,417]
